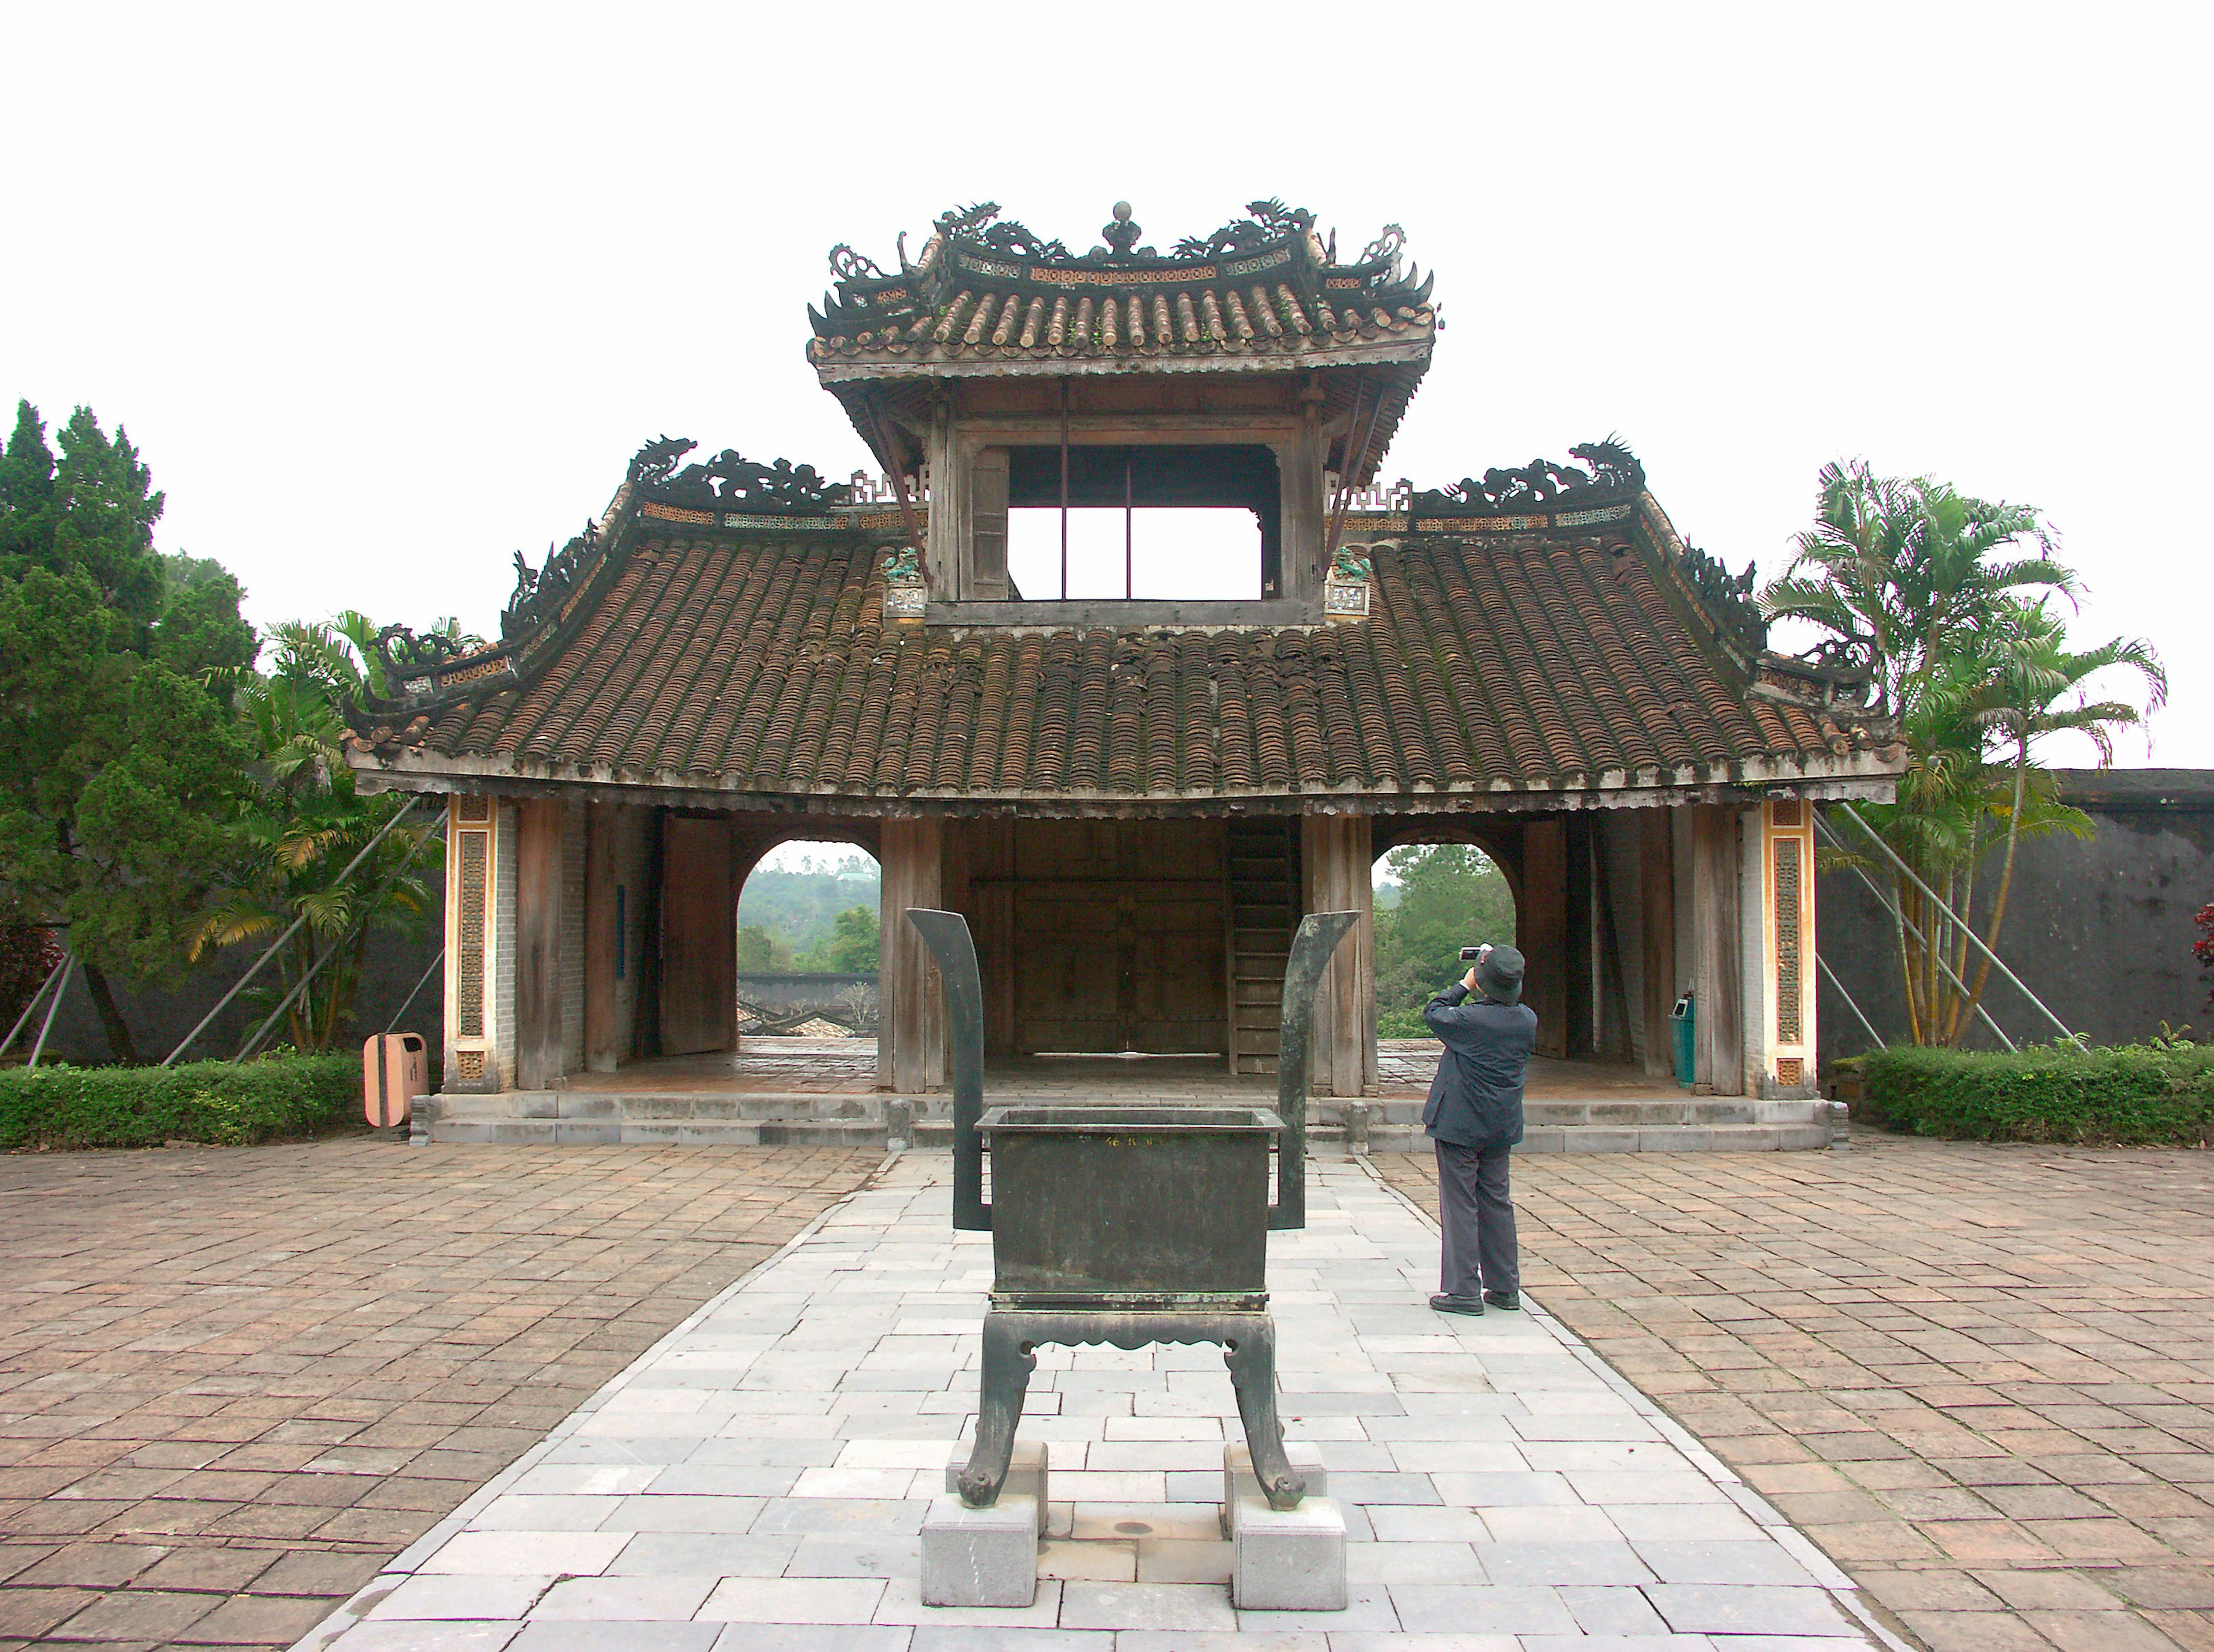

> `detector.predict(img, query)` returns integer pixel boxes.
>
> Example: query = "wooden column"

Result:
[515,798,564,1090]
[1300,813,1375,1097]
[583,801,622,1073]
[879,816,946,1093]
[1564,816,1596,1057]
[1690,803,1745,1095]
[1520,817,1569,1059]
[1638,809,1678,1078]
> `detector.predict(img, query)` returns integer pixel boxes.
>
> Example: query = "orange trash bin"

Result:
[364,1032,428,1128]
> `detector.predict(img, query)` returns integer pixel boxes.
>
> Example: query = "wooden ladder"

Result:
[1226,820,1299,1077]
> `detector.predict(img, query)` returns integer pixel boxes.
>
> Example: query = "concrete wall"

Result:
[27,906,445,1070]
[1817,770,2214,1069]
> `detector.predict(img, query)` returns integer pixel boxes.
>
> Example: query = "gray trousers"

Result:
[1434,1138,1519,1298]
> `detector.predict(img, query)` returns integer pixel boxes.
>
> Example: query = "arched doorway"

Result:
[733,840,882,1040]
[1372,842,1518,1037]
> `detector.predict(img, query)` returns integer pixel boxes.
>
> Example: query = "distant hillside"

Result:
[739,856,881,966]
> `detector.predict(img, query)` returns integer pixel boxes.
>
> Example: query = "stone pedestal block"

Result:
[1230,1493,1347,1610]
[946,1440,1048,1533]
[1222,1440,1327,1532]
[920,1492,1037,1607]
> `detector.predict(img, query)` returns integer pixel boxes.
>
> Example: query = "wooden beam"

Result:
[1639,809,1677,1078]
[1690,803,1745,1095]
[583,802,622,1073]
[1520,817,1569,1060]
[515,798,564,1089]
[879,816,946,1093]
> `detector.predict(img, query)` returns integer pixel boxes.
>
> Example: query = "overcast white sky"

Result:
[5,3,2206,769]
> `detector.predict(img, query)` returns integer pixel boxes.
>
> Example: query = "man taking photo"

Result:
[1421,942,1537,1315]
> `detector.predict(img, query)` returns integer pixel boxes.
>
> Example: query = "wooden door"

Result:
[1006,821,1225,1054]
[660,814,735,1055]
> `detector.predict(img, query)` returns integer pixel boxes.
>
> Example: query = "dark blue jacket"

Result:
[1421,983,1539,1149]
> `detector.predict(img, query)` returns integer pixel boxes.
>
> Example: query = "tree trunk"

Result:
[1956,743,2030,1044]
[77,961,139,1064]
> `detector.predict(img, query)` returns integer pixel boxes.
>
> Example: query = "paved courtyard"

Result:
[298,1156,1885,1651]
[0,1141,875,1650]
[1376,1140,2214,1652]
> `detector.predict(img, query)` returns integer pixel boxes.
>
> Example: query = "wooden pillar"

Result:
[1564,816,1596,1057]
[1300,813,1375,1097]
[879,816,946,1093]
[515,798,564,1089]
[1690,803,1745,1095]
[583,801,622,1073]
[1638,809,1678,1078]
[1520,817,1569,1059]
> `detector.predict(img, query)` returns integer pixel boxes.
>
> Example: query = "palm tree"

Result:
[1944,599,2165,1041]
[1763,464,2161,1046]
[192,618,450,1051]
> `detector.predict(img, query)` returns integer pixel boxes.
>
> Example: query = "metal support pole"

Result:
[165,793,424,1065]
[385,945,446,1035]
[1832,801,2072,1040]
[28,953,73,1068]
[1815,952,1885,1050]
[234,820,439,1062]
[1,954,67,1059]
[1814,815,2015,1051]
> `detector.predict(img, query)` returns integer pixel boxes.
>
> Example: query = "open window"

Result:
[974,443,1281,601]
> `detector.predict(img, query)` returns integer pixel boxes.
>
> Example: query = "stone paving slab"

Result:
[296,1158,1886,1650]
[0,1139,875,1649]
[1374,1137,2214,1652]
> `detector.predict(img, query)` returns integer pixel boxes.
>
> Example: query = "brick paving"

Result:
[1375,1136,2214,1652]
[0,1139,875,1649]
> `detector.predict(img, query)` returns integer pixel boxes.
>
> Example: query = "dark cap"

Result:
[1478,945,1526,1005]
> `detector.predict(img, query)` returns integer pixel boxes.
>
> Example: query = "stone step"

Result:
[423,1090,1833,1152]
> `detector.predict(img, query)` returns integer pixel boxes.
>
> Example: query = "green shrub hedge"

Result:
[1854,1041,2214,1145]
[0,1054,362,1151]
[1377,1008,1430,1039]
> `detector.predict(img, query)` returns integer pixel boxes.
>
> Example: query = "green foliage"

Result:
[1854,1041,2214,1145]
[795,906,880,974]
[0,403,261,1059]
[737,852,881,965]
[736,923,792,972]
[1764,461,2164,1047]
[1377,1007,1429,1039]
[0,1053,360,1150]
[193,619,440,1053]
[1373,844,1515,1013]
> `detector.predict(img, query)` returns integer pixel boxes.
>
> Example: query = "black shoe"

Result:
[1429,1293,1483,1315]
[1482,1289,1520,1310]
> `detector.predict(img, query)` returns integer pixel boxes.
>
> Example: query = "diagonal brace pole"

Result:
[165,794,424,1065]
[1815,814,2015,1051]
[234,818,439,1062]
[1,954,69,1059]
[1830,802,2073,1042]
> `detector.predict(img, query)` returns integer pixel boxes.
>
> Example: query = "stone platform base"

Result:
[413,1088,1836,1152]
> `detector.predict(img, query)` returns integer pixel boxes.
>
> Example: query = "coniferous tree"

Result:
[0,402,256,1059]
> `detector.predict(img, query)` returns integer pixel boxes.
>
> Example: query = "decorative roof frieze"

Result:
[808,198,1436,372]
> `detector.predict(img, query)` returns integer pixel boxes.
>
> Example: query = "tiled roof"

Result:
[349,516,1901,807]
[809,201,1434,374]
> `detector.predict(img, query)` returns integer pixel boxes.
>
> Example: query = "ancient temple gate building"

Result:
[345,199,1902,1141]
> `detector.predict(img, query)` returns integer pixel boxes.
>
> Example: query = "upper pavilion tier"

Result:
[808,200,1436,492]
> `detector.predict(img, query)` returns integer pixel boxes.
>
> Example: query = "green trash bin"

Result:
[1669,992,1695,1087]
